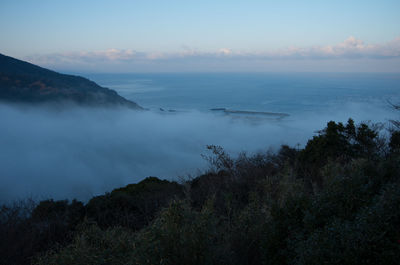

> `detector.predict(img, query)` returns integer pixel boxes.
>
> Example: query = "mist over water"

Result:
[0,73,399,201]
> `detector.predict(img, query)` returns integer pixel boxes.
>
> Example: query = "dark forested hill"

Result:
[0,53,142,108]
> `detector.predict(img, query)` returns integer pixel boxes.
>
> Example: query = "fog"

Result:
[0,102,397,202]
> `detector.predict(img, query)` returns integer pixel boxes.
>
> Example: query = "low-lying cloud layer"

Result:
[26,36,400,72]
[0,102,397,202]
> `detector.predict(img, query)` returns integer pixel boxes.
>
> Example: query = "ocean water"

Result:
[87,72,400,116]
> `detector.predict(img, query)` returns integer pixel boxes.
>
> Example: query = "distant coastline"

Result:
[210,108,289,118]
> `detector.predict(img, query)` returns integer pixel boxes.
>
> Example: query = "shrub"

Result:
[33,224,137,265]
[86,177,184,229]
[292,181,400,265]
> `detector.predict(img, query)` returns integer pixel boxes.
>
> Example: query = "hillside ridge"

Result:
[0,53,142,108]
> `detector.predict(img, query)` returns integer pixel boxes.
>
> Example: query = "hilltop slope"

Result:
[0,54,142,108]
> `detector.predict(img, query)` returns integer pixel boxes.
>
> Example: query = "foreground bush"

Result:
[33,225,136,265]
[3,120,400,264]
[86,177,184,229]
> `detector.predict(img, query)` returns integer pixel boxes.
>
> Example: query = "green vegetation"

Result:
[0,53,142,108]
[1,119,400,265]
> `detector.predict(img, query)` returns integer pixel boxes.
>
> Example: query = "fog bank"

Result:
[0,102,397,201]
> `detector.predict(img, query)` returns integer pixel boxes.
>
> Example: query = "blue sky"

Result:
[1,0,399,72]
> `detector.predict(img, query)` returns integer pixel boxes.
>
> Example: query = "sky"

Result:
[1,0,400,72]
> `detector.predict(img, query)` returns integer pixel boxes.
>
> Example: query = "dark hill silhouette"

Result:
[0,53,142,108]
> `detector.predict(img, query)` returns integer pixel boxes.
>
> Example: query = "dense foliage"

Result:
[1,119,400,265]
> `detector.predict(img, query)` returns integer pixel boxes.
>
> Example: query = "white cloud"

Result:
[218,48,232,55]
[24,36,400,72]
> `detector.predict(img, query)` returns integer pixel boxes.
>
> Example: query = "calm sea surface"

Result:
[87,73,400,116]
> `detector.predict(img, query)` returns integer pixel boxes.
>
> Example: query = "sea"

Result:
[87,72,400,117]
